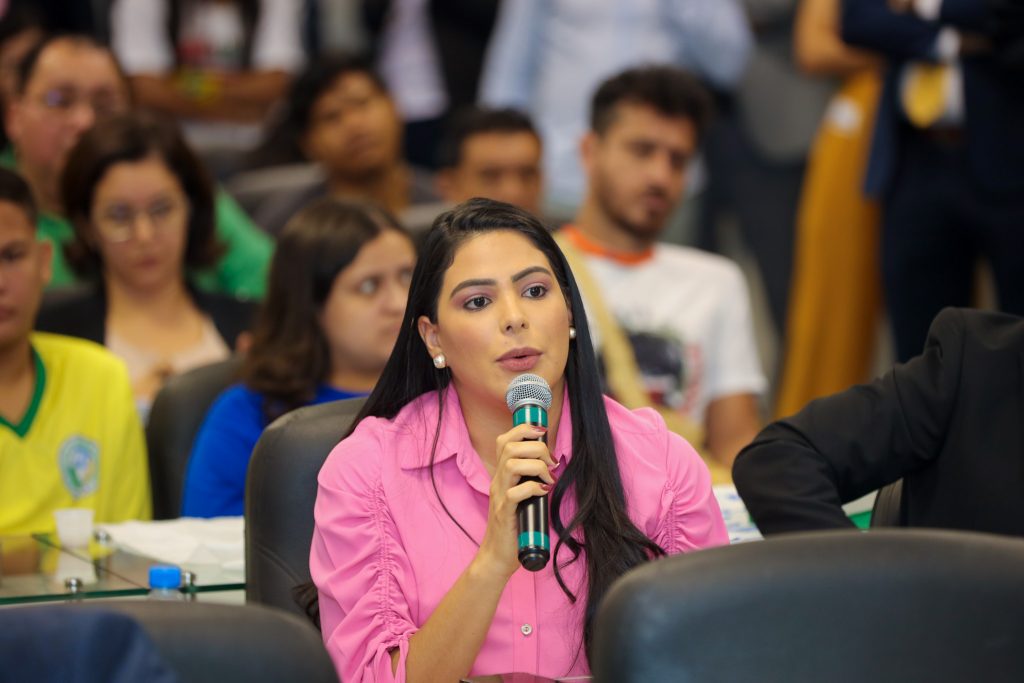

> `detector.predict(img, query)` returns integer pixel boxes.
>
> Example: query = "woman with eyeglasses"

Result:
[35,111,255,417]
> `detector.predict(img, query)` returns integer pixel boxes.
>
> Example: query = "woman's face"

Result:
[319,229,416,381]
[89,155,189,293]
[418,230,573,412]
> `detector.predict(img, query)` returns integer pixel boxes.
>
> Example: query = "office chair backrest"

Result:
[593,529,1024,683]
[146,358,242,519]
[245,397,366,617]
[2,601,337,683]
[870,479,904,527]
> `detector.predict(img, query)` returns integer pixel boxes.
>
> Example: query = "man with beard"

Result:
[560,66,765,468]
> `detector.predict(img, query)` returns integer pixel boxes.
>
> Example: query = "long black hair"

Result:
[348,197,665,662]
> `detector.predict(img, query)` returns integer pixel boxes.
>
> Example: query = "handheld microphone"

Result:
[505,373,553,572]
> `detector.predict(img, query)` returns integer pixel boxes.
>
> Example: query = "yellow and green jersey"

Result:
[0,333,151,535]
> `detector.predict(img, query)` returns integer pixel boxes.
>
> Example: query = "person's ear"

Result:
[417,315,442,359]
[580,131,598,175]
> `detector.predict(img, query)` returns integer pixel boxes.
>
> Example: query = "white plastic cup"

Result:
[53,508,94,548]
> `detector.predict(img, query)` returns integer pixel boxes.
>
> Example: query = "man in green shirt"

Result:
[4,34,271,298]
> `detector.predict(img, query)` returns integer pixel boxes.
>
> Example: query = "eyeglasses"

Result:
[33,87,126,119]
[94,198,187,243]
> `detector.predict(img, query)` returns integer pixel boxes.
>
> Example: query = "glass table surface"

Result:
[0,535,148,605]
[0,533,244,606]
[41,532,245,595]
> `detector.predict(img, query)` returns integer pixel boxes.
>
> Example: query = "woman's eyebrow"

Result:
[448,266,552,300]
[449,278,496,299]
[511,266,552,283]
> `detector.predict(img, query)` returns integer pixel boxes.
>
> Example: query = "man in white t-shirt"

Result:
[563,65,765,467]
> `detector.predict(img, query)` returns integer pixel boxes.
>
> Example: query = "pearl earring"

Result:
[432,354,447,369]
[569,326,577,340]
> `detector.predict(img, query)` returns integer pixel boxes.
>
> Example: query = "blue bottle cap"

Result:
[148,565,182,590]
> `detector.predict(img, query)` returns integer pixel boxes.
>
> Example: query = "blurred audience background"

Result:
[2,0,1023,533]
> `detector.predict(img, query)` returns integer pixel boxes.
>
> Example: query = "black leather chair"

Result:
[870,479,904,527]
[146,358,242,519]
[593,529,1024,683]
[1,601,337,683]
[245,397,366,618]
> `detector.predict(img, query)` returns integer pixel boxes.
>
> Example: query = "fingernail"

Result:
[531,425,547,433]
[539,483,552,492]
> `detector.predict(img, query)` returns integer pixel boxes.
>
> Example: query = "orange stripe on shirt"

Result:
[559,225,655,265]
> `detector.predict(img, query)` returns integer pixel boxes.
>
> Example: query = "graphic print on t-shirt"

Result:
[596,326,705,419]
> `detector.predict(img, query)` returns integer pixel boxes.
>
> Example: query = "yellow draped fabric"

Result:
[775,71,884,418]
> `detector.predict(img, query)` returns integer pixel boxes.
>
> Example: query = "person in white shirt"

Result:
[110,0,306,155]
[562,65,765,468]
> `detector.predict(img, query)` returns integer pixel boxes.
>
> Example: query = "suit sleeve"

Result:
[841,0,942,59]
[732,308,970,534]
[937,0,992,31]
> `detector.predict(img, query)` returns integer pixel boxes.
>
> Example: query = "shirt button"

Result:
[521,623,533,636]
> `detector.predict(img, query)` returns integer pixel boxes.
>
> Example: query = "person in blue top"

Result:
[181,198,417,517]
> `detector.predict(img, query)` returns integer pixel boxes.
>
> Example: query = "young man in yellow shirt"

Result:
[0,167,150,534]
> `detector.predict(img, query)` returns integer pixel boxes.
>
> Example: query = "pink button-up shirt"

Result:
[310,387,728,682]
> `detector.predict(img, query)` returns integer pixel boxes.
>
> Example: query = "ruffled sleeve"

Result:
[655,429,731,553]
[310,421,418,683]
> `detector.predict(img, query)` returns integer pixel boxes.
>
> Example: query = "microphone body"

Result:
[506,374,553,572]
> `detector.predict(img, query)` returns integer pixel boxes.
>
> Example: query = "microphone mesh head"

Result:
[505,373,553,412]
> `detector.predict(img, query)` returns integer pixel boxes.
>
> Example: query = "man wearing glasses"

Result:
[3,34,272,298]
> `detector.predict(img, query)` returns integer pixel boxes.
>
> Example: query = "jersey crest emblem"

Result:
[58,436,99,499]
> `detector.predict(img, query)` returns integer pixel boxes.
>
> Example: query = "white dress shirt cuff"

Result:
[934,27,961,62]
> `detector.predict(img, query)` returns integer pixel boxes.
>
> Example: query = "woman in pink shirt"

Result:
[310,198,729,682]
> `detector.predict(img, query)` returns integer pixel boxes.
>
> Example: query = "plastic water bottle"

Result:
[148,565,186,601]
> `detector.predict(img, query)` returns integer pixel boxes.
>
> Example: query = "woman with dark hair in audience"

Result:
[35,111,255,416]
[182,198,416,518]
[309,198,727,682]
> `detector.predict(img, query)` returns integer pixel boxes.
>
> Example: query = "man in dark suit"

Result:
[733,307,1024,535]
[841,0,1024,362]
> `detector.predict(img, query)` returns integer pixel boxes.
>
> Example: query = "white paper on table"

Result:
[98,516,245,574]
[713,484,763,544]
